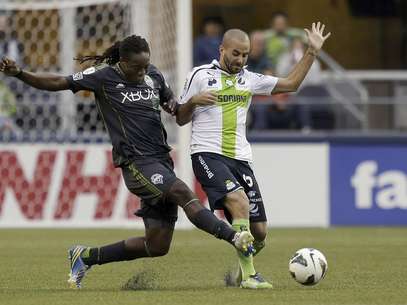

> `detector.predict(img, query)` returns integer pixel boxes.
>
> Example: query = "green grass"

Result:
[0,228,406,305]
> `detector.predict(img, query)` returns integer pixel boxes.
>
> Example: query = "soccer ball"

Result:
[289,248,328,286]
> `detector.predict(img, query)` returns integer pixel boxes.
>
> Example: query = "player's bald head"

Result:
[219,29,250,74]
[222,29,250,47]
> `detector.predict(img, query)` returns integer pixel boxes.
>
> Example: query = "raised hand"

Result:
[304,22,331,52]
[0,57,22,77]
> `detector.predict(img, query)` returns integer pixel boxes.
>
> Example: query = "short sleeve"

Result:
[179,68,202,105]
[248,71,279,95]
[65,66,104,93]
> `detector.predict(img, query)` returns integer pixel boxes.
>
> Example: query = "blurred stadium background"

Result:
[0,1,406,304]
[1,0,406,227]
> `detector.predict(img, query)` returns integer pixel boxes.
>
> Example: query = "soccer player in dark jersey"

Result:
[0,35,255,289]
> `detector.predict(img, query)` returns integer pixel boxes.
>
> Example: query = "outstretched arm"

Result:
[273,22,331,94]
[0,57,70,91]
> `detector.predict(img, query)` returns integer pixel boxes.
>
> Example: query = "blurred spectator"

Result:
[266,98,301,130]
[247,31,273,75]
[193,16,224,66]
[264,12,304,69]
[250,95,301,130]
[276,37,322,87]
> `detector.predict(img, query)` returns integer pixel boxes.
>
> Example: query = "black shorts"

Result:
[121,156,178,226]
[191,152,267,223]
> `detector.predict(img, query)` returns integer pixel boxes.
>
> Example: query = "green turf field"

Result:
[0,228,406,305]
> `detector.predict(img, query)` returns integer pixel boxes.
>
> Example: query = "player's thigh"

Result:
[233,162,268,223]
[191,152,243,211]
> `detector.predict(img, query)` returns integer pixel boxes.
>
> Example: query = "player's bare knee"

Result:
[251,222,268,241]
[252,228,267,242]
[145,241,170,257]
[149,246,169,257]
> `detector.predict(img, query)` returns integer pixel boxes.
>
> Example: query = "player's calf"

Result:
[167,179,254,255]
[250,221,267,256]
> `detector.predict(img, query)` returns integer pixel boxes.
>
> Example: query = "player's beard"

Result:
[223,55,242,74]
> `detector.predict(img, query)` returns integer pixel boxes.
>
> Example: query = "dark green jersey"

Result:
[66,63,173,166]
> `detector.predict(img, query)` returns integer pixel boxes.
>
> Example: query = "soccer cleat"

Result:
[68,245,91,289]
[240,272,273,289]
[233,231,255,256]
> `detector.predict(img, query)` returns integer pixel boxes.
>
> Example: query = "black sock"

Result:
[99,241,127,265]
[82,240,145,266]
[189,209,236,244]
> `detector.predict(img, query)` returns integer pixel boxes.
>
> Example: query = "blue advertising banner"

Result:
[330,145,407,225]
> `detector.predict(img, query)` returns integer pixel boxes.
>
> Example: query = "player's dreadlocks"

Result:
[76,35,150,65]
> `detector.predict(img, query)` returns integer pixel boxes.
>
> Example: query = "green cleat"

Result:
[240,273,273,289]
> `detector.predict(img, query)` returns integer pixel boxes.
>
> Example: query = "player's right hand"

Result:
[0,57,22,77]
[191,91,217,106]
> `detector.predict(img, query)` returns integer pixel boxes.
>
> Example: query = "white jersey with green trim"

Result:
[179,59,279,162]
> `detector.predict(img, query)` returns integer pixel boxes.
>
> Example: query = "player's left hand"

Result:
[304,22,331,53]
[0,57,22,77]
[161,97,178,116]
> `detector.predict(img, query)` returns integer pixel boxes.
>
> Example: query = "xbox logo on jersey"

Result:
[120,89,159,103]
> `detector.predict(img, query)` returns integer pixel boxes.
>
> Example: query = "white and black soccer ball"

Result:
[289,248,328,286]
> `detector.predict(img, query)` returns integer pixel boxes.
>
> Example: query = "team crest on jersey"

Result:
[225,179,236,191]
[144,75,154,88]
[225,79,234,87]
[238,77,245,85]
[115,83,125,89]
[151,173,163,185]
[208,78,217,86]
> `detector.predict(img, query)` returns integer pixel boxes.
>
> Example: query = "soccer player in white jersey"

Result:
[176,22,330,289]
